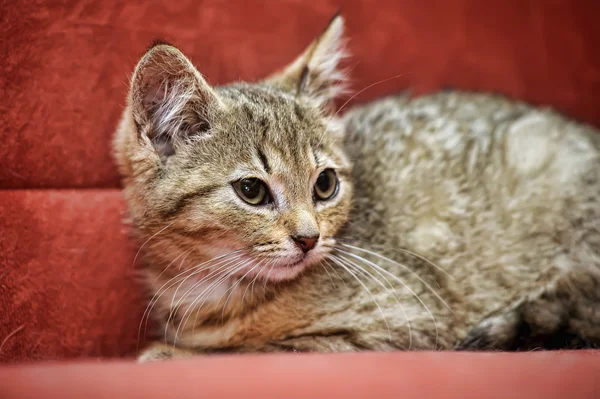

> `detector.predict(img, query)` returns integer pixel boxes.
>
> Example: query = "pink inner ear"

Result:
[143,77,168,110]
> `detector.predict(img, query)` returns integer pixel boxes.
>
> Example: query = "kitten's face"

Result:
[153,85,352,281]
[115,16,352,283]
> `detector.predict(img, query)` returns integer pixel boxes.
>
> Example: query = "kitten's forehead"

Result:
[215,83,337,171]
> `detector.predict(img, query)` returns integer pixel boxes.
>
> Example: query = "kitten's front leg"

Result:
[457,266,600,351]
[138,342,196,363]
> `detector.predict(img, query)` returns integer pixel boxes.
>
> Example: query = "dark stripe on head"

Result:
[257,148,271,174]
[162,184,220,218]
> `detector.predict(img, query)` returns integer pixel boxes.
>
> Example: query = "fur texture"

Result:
[113,16,600,361]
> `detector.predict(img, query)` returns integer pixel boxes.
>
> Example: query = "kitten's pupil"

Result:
[315,169,339,200]
[316,172,330,192]
[241,179,261,199]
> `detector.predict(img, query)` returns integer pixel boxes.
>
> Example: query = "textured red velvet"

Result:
[1,0,600,370]
[2,0,599,189]
[0,190,142,362]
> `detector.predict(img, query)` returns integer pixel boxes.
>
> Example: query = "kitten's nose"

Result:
[292,235,319,253]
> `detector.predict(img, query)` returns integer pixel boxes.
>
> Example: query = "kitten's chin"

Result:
[265,262,307,282]
[254,252,323,283]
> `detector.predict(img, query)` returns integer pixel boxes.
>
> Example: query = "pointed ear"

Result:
[129,43,221,156]
[265,14,348,109]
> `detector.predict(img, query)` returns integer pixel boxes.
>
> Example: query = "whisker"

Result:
[168,256,246,331]
[336,74,405,116]
[163,256,245,342]
[327,254,392,341]
[335,247,441,349]
[132,222,174,270]
[318,74,405,145]
[335,254,413,350]
[339,238,453,280]
[152,247,194,285]
[137,247,193,349]
[142,250,244,344]
[173,263,244,344]
[339,244,452,311]
[139,249,242,346]
[219,263,261,322]
[176,260,250,343]
[322,258,348,288]
[247,267,264,305]
[242,258,274,305]
[169,253,244,312]
[319,261,338,289]
[262,260,278,290]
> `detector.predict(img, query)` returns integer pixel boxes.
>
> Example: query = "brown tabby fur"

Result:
[112,16,600,362]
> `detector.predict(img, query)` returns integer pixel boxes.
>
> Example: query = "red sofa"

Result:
[1,1,599,397]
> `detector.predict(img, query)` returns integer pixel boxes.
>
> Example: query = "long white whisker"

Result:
[336,247,440,349]
[336,254,413,350]
[169,253,244,313]
[340,243,452,311]
[242,258,274,305]
[168,255,246,332]
[140,250,243,345]
[176,260,250,343]
[153,247,194,284]
[172,263,244,345]
[335,74,404,116]
[148,250,245,324]
[137,247,193,349]
[246,265,265,305]
[262,260,278,291]
[318,74,404,145]
[339,238,453,280]
[327,254,392,341]
[323,258,348,288]
[132,222,174,270]
[219,263,261,322]
[319,261,337,289]
[162,257,244,343]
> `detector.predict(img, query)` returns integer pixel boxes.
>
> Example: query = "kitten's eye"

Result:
[233,178,271,205]
[314,169,339,201]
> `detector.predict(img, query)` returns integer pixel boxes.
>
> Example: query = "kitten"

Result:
[113,15,600,361]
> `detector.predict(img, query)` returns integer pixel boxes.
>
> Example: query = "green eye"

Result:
[314,169,339,201]
[233,178,271,205]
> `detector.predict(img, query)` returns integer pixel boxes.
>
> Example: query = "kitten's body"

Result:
[114,17,600,361]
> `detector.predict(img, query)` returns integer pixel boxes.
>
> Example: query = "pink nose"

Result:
[292,235,319,253]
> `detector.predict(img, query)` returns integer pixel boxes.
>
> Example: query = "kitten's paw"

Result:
[457,271,600,351]
[456,310,521,351]
[137,343,195,363]
[457,309,598,351]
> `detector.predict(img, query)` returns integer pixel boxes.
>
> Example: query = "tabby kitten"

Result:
[113,15,600,361]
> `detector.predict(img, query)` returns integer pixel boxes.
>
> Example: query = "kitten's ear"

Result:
[129,43,221,156]
[265,14,348,109]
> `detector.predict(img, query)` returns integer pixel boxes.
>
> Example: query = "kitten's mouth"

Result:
[257,252,321,283]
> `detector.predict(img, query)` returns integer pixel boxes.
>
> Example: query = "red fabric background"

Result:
[1,0,600,364]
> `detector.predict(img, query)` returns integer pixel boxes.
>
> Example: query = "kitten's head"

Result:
[114,15,352,282]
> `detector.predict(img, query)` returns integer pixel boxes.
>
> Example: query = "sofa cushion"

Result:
[2,0,600,189]
[2,0,600,364]
[0,190,141,362]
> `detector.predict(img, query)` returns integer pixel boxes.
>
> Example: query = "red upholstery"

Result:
[0,190,141,362]
[3,0,599,189]
[1,0,600,396]
[2,352,600,399]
